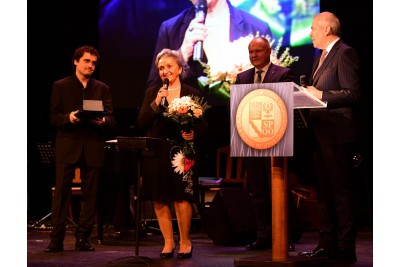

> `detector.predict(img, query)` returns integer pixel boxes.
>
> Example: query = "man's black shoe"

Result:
[245,239,272,250]
[288,243,295,252]
[44,240,64,253]
[334,248,357,263]
[75,238,95,251]
[298,246,329,258]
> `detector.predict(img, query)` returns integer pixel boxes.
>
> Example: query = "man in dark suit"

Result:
[298,12,361,263]
[147,0,272,91]
[235,36,294,250]
[45,46,115,253]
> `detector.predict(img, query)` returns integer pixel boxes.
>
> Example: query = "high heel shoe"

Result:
[177,246,193,259]
[160,247,175,259]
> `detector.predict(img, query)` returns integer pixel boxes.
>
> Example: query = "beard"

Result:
[82,69,94,78]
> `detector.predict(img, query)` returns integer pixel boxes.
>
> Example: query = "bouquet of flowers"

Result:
[198,33,299,101]
[163,95,210,176]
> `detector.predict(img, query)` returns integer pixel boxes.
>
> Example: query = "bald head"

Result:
[310,12,341,50]
[248,37,271,69]
[249,37,271,48]
[315,12,341,37]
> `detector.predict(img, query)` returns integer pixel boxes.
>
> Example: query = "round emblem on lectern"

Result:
[236,89,288,150]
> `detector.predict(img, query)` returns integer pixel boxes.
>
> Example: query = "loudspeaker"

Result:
[204,187,257,246]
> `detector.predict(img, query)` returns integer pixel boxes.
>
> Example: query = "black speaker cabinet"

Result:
[204,187,257,246]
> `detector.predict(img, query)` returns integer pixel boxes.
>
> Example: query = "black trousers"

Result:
[244,157,272,240]
[50,162,100,242]
[313,142,358,251]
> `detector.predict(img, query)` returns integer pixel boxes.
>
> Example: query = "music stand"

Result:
[106,137,161,266]
[30,142,77,229]
[37,142,55,164]
[294,109,307,129]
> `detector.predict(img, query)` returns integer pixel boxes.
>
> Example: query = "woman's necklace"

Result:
[167,85,181,104]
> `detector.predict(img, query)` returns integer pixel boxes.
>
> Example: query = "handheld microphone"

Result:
[193,0,207,61]
[161,78,169,107]
[300,75,308,87]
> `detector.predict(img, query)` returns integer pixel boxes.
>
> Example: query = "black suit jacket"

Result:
[50,74,114,167]
[147,2,272,89]
[236,63,294,84]
[309,39,361,145]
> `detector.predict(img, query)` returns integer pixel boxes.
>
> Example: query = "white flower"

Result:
[171,150,185,174]
[206,35,253,79]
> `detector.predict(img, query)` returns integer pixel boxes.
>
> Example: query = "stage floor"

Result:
[27,224,372,267]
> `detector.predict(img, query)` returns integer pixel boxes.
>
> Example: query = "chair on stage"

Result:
[198,145,247,214]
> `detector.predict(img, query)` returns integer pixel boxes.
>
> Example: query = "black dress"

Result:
[136,83,208,204]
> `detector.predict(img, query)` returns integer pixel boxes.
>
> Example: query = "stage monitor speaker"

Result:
[204,187,256,246]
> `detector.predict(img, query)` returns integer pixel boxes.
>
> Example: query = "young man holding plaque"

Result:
[45,46,114,253]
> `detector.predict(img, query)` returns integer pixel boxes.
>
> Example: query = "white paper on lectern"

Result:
[293,83,327,109]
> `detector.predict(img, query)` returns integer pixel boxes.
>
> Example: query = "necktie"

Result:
[255,70,263,83]
[319,49,328,65]
[313,50,327,78]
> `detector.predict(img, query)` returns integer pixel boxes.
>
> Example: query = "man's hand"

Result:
[69,110,81,124]
[306,86,323,100]
[89,117,106,125]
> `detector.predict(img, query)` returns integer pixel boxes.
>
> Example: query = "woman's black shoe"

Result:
[177,246,193,259]
[160,247,175,259]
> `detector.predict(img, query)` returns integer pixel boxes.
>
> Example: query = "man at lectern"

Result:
[298,12,361,264]
[236,36,294,251]
[45,46,115,253]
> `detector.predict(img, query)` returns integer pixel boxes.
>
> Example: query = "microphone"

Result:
[161,78,169,107]
[193,0,207,61]
[300,75,308,87]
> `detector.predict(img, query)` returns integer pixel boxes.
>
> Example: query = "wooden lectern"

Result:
[230,82,327,266]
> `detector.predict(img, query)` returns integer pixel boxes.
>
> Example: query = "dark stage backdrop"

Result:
[28,0,372,224]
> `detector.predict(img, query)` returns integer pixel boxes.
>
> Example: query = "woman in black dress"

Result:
[137,49,207,259]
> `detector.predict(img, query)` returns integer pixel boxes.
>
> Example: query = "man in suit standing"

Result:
[236,36,294,251]
[45,46,115,253]
[298,12,361,263]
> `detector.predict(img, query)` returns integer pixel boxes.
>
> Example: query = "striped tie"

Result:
[255,70,263,83]
[313,50,327,78]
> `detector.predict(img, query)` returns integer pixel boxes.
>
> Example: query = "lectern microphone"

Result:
[300,75,308,87]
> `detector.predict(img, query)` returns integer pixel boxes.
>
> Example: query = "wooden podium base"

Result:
[234,255,330,266]
[234,158,329,267]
